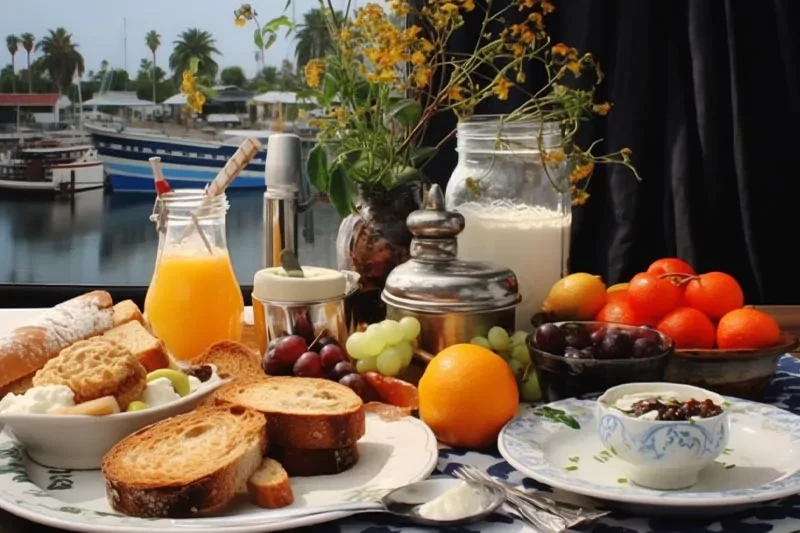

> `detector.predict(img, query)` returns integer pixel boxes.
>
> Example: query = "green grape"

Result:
[497,349,511,360]
[395,341,414,367]
[356,356,379,373]
[398,316,421,341]
[380,320,405,345]
[487,326,510,351]
[346,332,369,360]
[470,336,492,350]
[508,359,526,381]
[510,330,529,347]
[377,347,403,376]
[520,372,543,402]
[511,345,531,364]
[361,330,386,357]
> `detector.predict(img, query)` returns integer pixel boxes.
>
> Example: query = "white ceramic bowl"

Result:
[0,379,226,470]
[596,382,729,490]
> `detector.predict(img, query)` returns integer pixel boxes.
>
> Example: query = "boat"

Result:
[0,140,105,193]
[85,122,268,192]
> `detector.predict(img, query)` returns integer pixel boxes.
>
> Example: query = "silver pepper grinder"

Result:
[262,133,311,268]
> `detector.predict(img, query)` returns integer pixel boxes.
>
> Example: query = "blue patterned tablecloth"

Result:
[306,355,800,533]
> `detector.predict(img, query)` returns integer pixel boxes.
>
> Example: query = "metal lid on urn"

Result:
[381,184,521,314]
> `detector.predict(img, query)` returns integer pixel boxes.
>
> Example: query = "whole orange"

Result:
[656,307,715,349]
[684,272,744,321]
[716,308,781,350]
[419,344,519,449]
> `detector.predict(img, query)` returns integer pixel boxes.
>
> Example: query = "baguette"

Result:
[211,376,365,449]
[102,405,267,518]
[269,443,359,477]
[0,291,114,389]
[196,340,264,380]
[246,458,294,509]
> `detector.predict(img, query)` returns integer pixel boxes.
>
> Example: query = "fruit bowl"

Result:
[664,331,799,400]
[527,321,674,402]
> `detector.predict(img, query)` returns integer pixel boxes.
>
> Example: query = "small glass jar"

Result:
[144,190,244,361]
[445,116,572,332]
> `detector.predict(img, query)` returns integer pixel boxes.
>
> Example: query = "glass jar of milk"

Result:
[445,116,571,332]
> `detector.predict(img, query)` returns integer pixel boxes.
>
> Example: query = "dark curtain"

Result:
[422,0,800,304]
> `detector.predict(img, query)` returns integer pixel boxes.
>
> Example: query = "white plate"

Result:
[0,413,438,532]
[498,397,800,515]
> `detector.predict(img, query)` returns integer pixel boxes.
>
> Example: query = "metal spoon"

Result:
[280,249,304,278]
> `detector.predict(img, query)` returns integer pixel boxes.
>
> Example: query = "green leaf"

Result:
[265,15,293,32]
[328,165,354,218]
[306,144,330,193]
[323,72,339,102]
[384,166,420,188]
[385,98,422,127]
[284,0,292,10]
[263,33,277,51]
[409,146,437,166]
[296,88,325,102]
[253,28,263,50]
[188,57,200,75]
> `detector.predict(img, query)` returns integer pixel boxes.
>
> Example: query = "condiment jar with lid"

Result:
[251,264,359,357]
[381,184,520,355]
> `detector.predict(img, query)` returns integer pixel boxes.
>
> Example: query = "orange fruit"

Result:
[684,272,744,321]
[542,273,607,320]
[419,344,518,449]
[607,290,629,304]
[656,307,715,349]
[716,308,781,350]
[627,272,683,320]
[595,300,652,326]
[607,283,629,293]
[646,258,696,276]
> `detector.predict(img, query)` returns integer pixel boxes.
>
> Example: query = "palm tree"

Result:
[145,30,160,104]
[20,33,34,93]
[36,28,84,93]
[294,9,340,69]
[6,35,19,92]
[169,28,220,82]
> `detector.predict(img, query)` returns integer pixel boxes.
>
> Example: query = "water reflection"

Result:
[0,191,340,285]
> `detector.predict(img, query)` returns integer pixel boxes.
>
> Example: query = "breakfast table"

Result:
[0,309,799,533]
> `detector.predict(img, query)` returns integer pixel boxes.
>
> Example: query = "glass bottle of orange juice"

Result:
[145,190,244,361]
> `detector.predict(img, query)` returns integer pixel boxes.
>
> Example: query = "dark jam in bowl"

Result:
[630,398,723,421]
[528,321,674,403]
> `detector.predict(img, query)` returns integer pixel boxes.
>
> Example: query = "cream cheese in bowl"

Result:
[0,385,75,414]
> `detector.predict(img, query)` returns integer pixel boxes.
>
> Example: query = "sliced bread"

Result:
[102,321,170,372]
[269,443,359,477]
[196,340,264,380]
[212,376,365,449]
[112,300,148,329]
[101,405,267,518]
[246,458,294,509]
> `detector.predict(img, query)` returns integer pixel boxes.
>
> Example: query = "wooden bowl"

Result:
[664,332,799,399]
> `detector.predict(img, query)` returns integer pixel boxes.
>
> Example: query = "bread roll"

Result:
[0,291,114,389]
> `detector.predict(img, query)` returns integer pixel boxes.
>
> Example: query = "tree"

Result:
[294,8,339,69]
[169,28,220,82]
[20,33,34,93]
[220,66,246,87]
[6,35,19,92]
[145,30,160,103]
[36,28,84,93]
[278,59,301,91]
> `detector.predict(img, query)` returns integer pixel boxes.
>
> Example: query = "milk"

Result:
[456,204,571,332]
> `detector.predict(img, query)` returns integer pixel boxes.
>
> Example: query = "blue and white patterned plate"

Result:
[498,397,800,509]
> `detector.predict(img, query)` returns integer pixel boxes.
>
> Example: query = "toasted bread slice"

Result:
[246,458,294,509]
[196,341,264,380]
[102,321,169,372]
[112,300,148,329]
[102,405,267,518]
[212,376,365,449]
[269,443,359,477]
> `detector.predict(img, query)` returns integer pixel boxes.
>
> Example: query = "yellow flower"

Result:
[235,16,246,27]
[620,147,633,159]
[448,85,466,101]
[570,162,594,183]
[389,0,411,15]
[460,0,476,11]
[541,0,556,14]
[181,70,196,93]
[566,61,582,76]
[543,150,567,164]
[410,50,426,66]
[185,91,206,113]
[520,0,535,8]
[413,67,433,88]
[593,102,611,115]
[304,59,325,89]
[493,77,512,100]
[552,43,578,60]
[571,188,590,206]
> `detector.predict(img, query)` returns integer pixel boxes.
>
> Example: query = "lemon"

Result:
[542,273,607,320]
[607,283,629,293]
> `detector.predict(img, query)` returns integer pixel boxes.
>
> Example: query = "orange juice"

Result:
[145,250,244,361]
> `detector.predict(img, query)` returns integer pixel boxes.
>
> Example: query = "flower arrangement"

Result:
[228,0,639,216]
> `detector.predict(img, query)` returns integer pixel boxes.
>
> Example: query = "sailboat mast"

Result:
[123,18,128,74]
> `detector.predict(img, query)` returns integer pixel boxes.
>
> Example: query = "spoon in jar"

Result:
[280,249,304,278]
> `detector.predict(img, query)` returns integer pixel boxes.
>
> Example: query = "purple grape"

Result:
[633,337,658,359]
[267,338,281,352]
[563,346,583,359]
[293,351,324,378]
[320,344,345,371]
[564,327,592,350]
[274,335,308,366]
[533,323,566,354]
[590,328,606,346]
[329,361,356,381]
[600,331,633,359]
[580,346,599,359]
[316,336,338,349]
[262,350,289,375]
[339,373,368,399]
[636,326,661,343]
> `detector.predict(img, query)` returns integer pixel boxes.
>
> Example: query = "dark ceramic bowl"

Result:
[527,321,674,403]
[664,332,799,400]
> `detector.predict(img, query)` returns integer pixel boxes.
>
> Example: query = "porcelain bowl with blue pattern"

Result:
[596,382,729,491]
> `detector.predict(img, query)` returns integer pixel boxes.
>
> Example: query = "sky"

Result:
[0,0,375,78]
